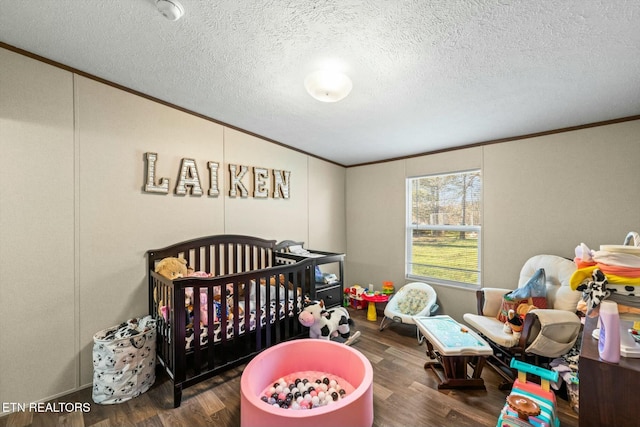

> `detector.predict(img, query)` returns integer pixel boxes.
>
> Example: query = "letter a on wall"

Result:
[175,158,203,196]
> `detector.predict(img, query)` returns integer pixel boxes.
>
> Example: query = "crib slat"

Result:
[206,283,215,372]
[192,284,202,376]
[213,243,221,276]
[248,245,255,272]
[174,286,187,385]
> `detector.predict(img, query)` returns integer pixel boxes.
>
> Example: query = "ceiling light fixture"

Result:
[156,0,184,21]
[304,70,353,103]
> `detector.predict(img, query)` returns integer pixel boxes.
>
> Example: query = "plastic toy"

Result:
[497,359,559,427]
[361,292,389,321]
[346,285,367,310]
[381,281,395,295]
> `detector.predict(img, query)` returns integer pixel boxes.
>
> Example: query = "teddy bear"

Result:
[153,257,188,319]
[154,257,188,280]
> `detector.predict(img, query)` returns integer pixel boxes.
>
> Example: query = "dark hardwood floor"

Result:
[1,308,580,427]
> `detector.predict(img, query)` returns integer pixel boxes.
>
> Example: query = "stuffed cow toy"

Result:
[298,299,353,340]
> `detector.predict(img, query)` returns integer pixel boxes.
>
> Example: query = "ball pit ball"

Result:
[240,339,374,427]
[261,372,350,410]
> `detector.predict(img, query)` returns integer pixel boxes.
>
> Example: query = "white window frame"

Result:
[405,170,482,290]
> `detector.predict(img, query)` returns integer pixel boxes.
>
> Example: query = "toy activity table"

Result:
[415,315,493,389]
[361,293,389,321]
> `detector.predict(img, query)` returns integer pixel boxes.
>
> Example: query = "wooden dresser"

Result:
[579,315,640,426]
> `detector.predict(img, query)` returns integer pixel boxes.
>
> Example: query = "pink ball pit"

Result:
[241,339,374,427]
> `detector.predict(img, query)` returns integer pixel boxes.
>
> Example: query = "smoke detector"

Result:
[156,0,184,21]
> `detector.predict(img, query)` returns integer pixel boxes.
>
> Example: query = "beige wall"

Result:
[223,128,309,239]
[75,75,229,385]
[347,122,640,322]
[1,49,76,404]
[0,47,346,405]
[307,157,347,253]
[483,124,640,287]
[345,160,406,288]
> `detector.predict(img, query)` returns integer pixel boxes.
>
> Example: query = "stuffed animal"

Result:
[503,309,524,339]
[183,283,244,326]
[188,289,244,325]
[155,257,188,280]
[153,257,188,320]
[517,303,538,317]
[155,257,244,325]
[298,299,353,340]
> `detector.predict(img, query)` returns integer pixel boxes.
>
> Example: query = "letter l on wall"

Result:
[144,152,169,193]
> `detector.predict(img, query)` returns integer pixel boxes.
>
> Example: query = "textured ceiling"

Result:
[1,0,639,166]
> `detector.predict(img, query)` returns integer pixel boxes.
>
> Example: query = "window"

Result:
[406,170,482,288]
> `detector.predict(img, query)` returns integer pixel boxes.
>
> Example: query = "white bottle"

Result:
[598,300,621,363]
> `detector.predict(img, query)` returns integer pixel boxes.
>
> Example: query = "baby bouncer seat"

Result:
[379,282,438,343]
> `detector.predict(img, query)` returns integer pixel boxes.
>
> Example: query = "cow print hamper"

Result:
[92,315,156,404]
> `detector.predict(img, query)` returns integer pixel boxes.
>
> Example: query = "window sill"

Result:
[405,274,480,291]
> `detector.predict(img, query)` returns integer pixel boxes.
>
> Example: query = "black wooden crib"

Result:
[147,234,315,407]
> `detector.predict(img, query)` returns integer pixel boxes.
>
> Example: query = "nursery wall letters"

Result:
[143,152,290,199]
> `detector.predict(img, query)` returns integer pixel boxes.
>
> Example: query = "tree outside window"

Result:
[406,170,481,287]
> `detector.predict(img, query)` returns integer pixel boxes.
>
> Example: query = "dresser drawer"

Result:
[315,284,343,308]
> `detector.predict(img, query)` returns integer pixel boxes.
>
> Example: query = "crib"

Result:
[147,234,315,407]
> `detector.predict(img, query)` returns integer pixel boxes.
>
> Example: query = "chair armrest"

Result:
[517,312,540,349]
[519,309,581,356]
[475,287,511,316]
[528,308,580,323]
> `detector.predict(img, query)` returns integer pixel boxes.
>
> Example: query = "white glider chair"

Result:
[379,282,439,343]
[463,255,582,389]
